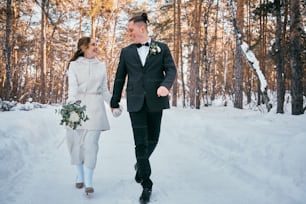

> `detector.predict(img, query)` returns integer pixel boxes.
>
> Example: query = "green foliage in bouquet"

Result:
[60,100,89,130]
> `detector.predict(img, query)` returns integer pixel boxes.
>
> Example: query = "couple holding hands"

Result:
[65,13,177,204]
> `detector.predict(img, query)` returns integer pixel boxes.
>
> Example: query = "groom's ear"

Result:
[140,26,145,33]
[140,24,148,33]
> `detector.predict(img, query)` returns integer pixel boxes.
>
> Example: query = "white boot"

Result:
[76,164,84,182]
[75,164,84,188]
[84,166,94,187]
[84,166,95,194]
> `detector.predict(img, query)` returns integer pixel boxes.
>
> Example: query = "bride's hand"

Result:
[112,106,123,118]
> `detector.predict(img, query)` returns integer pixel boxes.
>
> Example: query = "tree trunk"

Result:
[221,2,228,106]
[91,16,96,38]
[172,0,178,107]
[259,1,268,105]
[11,0,20,101]
[211,0,219,102]
[234,45,243,109]
[245,0,251,104]
[275,0,285,113]
[177,0,185,108]
[282,0,290,94]
[195,0,202,109]
[223,49,229,106]
[4,0,12,100]
[290,0,303,115]
[79,4,83,38]
[234,0,244,109]
[40,0,47,103]
[189,0,201,109]
[190,43,197,108]
[203,15,209,107]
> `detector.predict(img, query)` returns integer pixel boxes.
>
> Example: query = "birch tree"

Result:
[202,0,213,107]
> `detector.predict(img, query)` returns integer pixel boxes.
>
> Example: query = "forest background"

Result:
[0,0,305,115]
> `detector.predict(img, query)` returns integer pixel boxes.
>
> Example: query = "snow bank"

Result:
[0,107,62,202]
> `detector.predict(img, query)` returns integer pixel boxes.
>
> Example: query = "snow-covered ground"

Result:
[0,100,306,204]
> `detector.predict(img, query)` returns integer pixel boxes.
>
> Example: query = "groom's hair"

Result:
[129,13,149,25]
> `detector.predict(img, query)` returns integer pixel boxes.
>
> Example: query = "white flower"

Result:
[69,111,80,122]
[149,43,161,55]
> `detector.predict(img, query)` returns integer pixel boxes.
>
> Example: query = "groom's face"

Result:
[127,21,146,43]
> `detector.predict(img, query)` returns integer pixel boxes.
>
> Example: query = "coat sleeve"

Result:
[67,62,78,103]
[110,49,127,108]
[101,63,112,105]
[161,43,177,90]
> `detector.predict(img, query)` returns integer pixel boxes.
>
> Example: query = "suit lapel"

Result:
[143,40,156,68]
[130,45,144,68]
[144,54,150,68]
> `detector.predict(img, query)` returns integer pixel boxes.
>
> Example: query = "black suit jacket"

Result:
[110,40,177,112]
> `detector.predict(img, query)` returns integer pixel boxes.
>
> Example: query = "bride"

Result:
[65,36,121,195]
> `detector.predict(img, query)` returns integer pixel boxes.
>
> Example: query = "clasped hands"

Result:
[111,86,169,117]
[111,105,123,118]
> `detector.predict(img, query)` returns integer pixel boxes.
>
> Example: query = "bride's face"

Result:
[84,39,98,59]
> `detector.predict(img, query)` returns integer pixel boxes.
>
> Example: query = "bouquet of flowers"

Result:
[59,100,89,130]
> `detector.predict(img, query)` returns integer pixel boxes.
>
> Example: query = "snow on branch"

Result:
[227,0,271,111]
[240,42,268,92]
[227,0,268,93]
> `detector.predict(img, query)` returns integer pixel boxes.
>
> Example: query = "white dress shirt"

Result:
[137,39,151,66]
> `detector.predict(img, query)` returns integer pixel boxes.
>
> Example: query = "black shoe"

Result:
[139,188,152,204]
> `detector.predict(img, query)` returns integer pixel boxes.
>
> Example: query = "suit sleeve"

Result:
[110,49,127,108]
[161,44,177,90]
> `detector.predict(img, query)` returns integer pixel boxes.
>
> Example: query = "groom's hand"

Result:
[157,86,169,97]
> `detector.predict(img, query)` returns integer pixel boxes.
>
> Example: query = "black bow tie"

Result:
[136,42,150,48]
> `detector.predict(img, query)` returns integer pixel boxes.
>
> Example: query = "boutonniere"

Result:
[149,43,161,55]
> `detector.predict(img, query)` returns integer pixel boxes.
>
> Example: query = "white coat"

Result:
[67,57,111,131]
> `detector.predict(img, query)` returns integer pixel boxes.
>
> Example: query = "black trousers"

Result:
[129,104,163,189]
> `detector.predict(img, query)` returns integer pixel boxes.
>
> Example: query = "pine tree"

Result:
[290,0,303,115]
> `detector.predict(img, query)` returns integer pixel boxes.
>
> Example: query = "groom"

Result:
[110,13,177,204]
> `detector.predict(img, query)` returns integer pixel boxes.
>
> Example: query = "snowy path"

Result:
[1,105,306,204]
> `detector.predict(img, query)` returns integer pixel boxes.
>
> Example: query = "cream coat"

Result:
[67,57,111,131]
